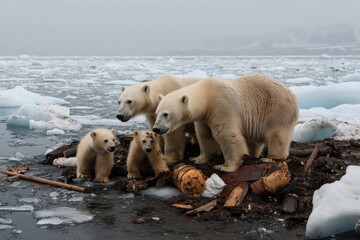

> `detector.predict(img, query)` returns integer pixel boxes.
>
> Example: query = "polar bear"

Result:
[76,128,117,183]
[116,74,200,164]
[153,74,299,172]
[126,130,169,179]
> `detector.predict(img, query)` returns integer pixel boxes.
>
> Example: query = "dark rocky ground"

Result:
[50,135,360,235]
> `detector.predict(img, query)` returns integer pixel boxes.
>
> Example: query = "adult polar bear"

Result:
[153,74,299,172]
[116,74,200,163]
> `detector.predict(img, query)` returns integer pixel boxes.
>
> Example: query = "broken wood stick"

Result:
[185,199,217,215]
[223,185,248,207]
[0,169,87,192]
[305,143,321,171]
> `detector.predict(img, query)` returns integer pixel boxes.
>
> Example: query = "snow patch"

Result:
[34,207,94,225]
[305,166,360,239]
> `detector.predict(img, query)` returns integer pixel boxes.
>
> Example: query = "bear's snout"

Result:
[145,148,152,153]
[116,114,125,121]
[153,127,168,134]
[152,127,160,134]
[108,146,116,152]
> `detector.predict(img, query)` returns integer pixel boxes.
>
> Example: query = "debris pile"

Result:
[3,134,359,230]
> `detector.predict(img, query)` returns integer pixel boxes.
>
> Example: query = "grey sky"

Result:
[0,0,359,55]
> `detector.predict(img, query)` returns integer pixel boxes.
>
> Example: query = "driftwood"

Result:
[185,199,217,215]
[63,147,77,158]
[0,169,87,192]
[172,203,194,210]
[223,185,248,207]
[44,140,79,164]
[305,143,321,171]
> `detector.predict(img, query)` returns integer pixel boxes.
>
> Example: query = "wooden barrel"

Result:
[172,164,206,197]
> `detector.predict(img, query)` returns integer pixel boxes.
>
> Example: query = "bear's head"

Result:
[116,84,151,122]
[134,131,157,153]
[90,128,117,153]
[153,93,190,134]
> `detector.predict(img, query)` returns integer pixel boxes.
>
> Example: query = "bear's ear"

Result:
[142,85,150,94]
[110,128,116,135]
[180,95,188,105]
[158,94,164,101]
[134,131,139,136]
[90,131,97,139]
[120,86,125,93]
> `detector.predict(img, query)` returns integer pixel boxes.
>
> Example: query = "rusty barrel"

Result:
[172,164,206,197]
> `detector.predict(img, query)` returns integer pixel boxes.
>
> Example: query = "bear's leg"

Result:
[148,152,169,176]
[248,142,265,158]
[94,153,114,183]
[76,155,93,178]
[127,143,145,179]
[191,122,221,164]
[265,128,292,160]
[163,125,186,164]
[213,130,249,172]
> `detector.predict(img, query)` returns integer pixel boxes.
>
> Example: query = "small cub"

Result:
[127,130,169,179]
[76,128,117,183]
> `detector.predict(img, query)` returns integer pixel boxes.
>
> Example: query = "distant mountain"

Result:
[159,23,360,55]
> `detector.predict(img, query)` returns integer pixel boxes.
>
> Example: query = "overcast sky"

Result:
[0,0,359,55]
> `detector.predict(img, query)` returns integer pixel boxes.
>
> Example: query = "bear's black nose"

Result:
[145,148,152,153]
[109,146,116,152]
[116,114,124,121]
[153,127,160,133]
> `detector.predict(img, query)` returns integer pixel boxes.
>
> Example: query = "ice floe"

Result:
[34,207,94,225]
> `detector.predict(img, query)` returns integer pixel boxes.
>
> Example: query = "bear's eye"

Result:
[126,100,132,104]
[163,113,168,118]
[113,139,115,142]
[117,100,120,105]
[104,139,108,143]
[151,140,154,143]
[142,140,146,143]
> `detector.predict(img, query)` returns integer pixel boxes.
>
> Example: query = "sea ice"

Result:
[305,166,360,239]
[0,86,69,108]
[18,197,41,204]
[6,103,81,131]
[0,224,14,230]
[292,119,336,142]
[0,205,34,212]
[291,82,360,109]
[67,197,84,202]
[341,73,360,82]
[141,187,182,200]
[46,128,65,135]
[34,207,94,225]
[0,217,12,224]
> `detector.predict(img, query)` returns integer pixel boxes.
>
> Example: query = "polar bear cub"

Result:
[153,74,299,172]
[76,128,117,183]
[127,130,169,179]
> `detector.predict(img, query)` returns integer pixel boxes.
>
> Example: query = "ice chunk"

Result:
[141,187,182,200]
[6,103,81,131]
[0,205,34,212]
[0,224,14,230]
[67,197,83,202]
[46,128,65,135]
[49,192,59,198]
[19,197,41,204]
[305,166,360,239]
[342,73,360,82]
[118,193,135,199]
[291,82,360,109]
[285,77,314,85]
[292,119,336,142]
[9,152,25,161]
[0,86,69,108]
[0,217,12,224]
[34,207,94,225]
